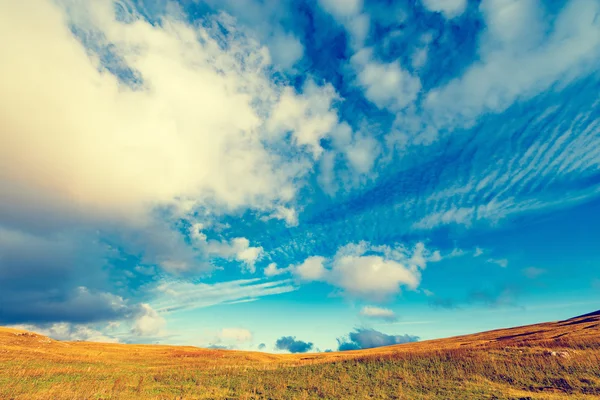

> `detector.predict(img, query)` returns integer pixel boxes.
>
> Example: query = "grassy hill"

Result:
[1,312,599,399]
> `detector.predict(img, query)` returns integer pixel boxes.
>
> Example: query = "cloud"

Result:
[351,48,421,111]
[318,0,369,47]
[337,328,419,351]
[0,0,349,287]
[150,278,297,313]
[318,0,363,19]
[189,225,264,273]
[131,304,166,337]
[199,0,305,70]
[275,336,314,353]
[258,343,266,350]
[0,226,132,324]
[293,256,328,281]
[425,0,600,129]
[421,0,467,19]
[9,322,120,343]
[285,242,439,300]
[359,306,398,322]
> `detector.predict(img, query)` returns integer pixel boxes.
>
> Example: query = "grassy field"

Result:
[1,311,599,399]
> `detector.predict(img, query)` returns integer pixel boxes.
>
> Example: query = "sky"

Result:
[0,0,599,353]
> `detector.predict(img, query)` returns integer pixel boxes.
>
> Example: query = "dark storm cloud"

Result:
[0,227,136,324]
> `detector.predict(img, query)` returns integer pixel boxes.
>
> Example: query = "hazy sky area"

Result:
[1,0,599,352]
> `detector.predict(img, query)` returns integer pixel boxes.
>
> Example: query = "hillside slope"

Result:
[1,312,599,399]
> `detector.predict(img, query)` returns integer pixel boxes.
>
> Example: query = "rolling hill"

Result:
[1,311,599,399]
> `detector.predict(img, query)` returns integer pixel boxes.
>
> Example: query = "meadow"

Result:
[1,312,599,399]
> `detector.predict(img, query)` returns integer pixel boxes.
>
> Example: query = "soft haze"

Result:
[1,0,599,352]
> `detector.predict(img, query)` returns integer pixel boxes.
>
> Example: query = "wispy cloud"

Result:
[151,278,297,313]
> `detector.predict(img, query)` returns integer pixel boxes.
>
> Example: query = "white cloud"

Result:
[318,0,369,47]
[132,304,166,337]
[292,256,327,281]
[266,81,340,158]
[151,278,297,313]
[319,0,363,19]
[359,306,397,321]
[352,48,421,111]
[425,0,600,128]
[421,0,467,19]
[264,262,285,277]
[285,242,440,300]
[0,0,347,276]
[189,224,263,273]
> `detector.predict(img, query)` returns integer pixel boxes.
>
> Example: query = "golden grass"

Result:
[1,313,599,399]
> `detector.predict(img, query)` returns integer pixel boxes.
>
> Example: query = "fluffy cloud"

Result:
[337,328,419,351]
[351,48,421,111]
[293,256,328,281]
[131,304,166,337]
[318,0,369,47]
[421,0,467,19]
[359,306,398,322]
[0,0,346,278]
[318,0,363,19]
[189,224,263,273]
[283,242,440,300]
[275,336,314,353]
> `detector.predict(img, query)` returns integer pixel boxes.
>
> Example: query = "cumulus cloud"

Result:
[0,0,347,281]
[292,256,328,281]
[275,336,314,353]
[351,48,421,111]
[421,0,467,19]
[131,304,166,337]
[337,328,419,351]
[359,306,398,322]
[189,224,263,273]
[286,242,440,300]
[318,0,369,47]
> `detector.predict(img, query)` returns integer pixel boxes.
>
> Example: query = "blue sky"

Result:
[0,0,599,352]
